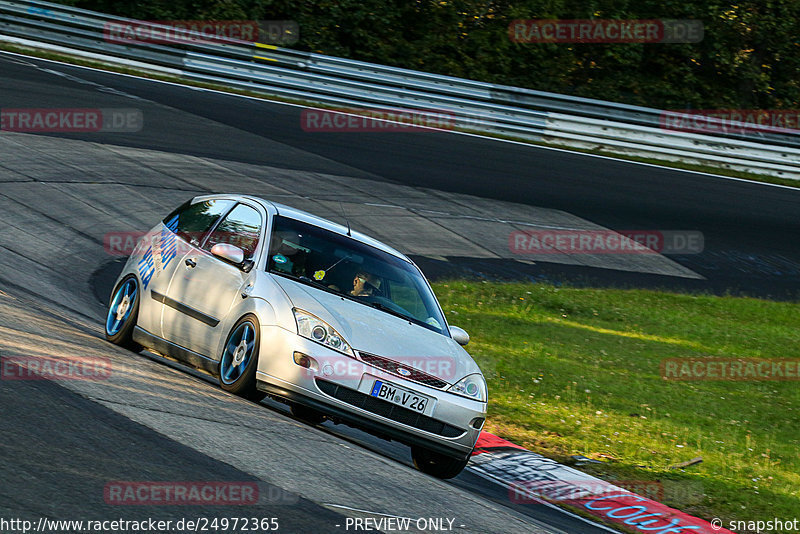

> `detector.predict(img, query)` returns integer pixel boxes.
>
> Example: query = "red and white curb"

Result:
[468,433,733,534]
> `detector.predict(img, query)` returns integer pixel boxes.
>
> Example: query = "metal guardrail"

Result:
[2,0,800,179]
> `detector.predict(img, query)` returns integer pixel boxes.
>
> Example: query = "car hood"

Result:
[272,275,480,383]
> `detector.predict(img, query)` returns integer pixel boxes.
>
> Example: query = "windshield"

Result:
[267,215,448,335]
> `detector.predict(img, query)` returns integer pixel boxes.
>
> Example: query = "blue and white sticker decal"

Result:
[137,246,155,289]
[273,254,288,264]
[160,215,179,269]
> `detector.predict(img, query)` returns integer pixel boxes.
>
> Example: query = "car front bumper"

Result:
[255,326,486,460]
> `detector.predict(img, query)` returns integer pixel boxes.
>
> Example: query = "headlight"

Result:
[293,309,354,357]
[448,373,487,402]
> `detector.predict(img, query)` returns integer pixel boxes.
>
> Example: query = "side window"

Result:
[203,204,262,260]
[163,198,235,245]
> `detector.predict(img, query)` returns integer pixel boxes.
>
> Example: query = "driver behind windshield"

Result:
[350,271,381,297]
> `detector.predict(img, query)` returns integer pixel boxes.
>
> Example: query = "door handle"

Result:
[241,282,254,298]
[185,258,197,268]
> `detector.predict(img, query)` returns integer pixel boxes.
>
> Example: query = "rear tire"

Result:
[411,446,469,479]
[105,275,142,352]
[218,315,266,402]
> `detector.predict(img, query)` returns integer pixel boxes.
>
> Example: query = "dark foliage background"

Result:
[57,0,800,110]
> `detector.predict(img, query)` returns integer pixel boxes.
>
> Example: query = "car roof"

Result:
[194,193,411,262]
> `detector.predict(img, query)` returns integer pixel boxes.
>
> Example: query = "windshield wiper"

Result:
[368,301,416,323]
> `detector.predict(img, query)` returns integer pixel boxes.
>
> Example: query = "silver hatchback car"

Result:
[105,194,487,478]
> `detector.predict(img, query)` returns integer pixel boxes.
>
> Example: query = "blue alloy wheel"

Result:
[106,278,137,336]
[220,321,256,385]
[218,317,264,401]
[105,276,142,351]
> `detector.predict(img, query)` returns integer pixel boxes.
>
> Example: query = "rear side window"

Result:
[162,198,235,245]
[203,203,263,260]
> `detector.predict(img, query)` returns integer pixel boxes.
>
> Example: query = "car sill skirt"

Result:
[133,326,220,376]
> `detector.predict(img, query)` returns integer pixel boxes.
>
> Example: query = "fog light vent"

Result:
[293,351,317,371]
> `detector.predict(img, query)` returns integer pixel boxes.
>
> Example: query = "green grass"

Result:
[432,281,800,522]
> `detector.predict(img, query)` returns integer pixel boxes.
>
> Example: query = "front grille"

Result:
[358,352,449,389]
[315,379,463,438]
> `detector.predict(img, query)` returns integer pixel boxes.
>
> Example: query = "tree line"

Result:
[58,0,800,111]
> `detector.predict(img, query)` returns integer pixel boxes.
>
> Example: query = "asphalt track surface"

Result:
[3,51,800,299]
[0,50,798,534]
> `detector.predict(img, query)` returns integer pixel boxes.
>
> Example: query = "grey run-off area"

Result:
[0,130,700,323]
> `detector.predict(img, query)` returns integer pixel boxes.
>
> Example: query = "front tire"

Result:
[411,446,469,479]
[218,315,266,402]
[105,275,142,352]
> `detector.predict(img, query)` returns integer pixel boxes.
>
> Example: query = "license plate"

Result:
[370,380,431,414]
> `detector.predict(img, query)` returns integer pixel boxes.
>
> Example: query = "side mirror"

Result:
[211,243,245,266]
[449,326,470,346]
